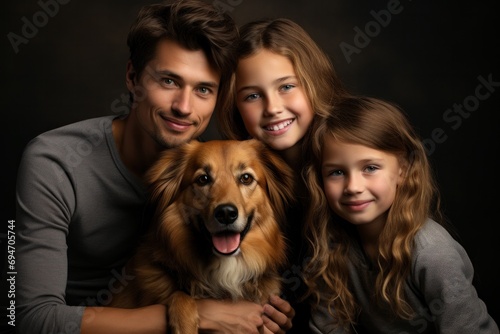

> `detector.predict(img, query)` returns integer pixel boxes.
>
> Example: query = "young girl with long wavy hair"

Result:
[304,96,498,333]
[217,17,349,332]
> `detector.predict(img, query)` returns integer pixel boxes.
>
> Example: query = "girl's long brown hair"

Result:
[303,96,443,329]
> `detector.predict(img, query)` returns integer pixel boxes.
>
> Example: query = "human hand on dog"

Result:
[262,295,294,334]
[196,299,265,333]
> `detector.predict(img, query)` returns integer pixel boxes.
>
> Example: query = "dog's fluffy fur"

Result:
[110,139,295,333]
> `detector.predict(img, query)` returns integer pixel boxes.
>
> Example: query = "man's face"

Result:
[128,38,221,149]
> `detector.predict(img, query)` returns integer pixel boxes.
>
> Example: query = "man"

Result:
[15,1,294,333]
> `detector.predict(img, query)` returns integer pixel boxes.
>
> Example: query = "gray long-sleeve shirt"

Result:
[310,219,499,334]
[15,115,147,333]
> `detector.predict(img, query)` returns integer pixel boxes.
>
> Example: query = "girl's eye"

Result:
[280,84,295,92]
[331,170,343,177]
[244,93,260,102]
[196,174,211,186]
[239,173,254,185]
[325,169,343,178]
[364,165,379,173]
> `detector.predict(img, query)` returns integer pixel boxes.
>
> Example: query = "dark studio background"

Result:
[1,0,499,330]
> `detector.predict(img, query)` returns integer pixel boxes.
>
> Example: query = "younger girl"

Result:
[217,18,349,332]
[304,96,499,333]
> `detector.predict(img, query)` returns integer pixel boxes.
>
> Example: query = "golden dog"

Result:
[110,139,295,333]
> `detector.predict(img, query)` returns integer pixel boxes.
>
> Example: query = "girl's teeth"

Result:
[267,120,292,131]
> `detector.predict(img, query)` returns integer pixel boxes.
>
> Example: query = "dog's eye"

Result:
[239,173,254,185]
[196,174,211,186]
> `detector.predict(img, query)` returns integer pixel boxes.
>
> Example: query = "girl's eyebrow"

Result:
[236,75,297,94]
[358,158,384,163]
[274,75,296,84]
[236,85,259,94]
[322,158,385,168]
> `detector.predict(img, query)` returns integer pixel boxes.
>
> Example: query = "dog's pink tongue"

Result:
[212,233,241,254]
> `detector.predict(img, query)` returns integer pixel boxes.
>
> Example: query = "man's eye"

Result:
[197,87,212,95]
[162,78,175,85]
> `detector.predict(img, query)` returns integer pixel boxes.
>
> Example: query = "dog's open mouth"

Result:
[212,232,241,255]
[195,212,253,256]
[210,215,252,256]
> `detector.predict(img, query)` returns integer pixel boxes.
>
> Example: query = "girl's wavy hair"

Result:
[303,96,444,329]
[217,17,348,140]
[126,0,238,116]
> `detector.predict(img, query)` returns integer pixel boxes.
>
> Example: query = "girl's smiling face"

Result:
[235,49,314,151]
[321,138,404,230]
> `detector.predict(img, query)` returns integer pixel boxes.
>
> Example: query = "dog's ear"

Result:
[146,140,200,210]
[250,139,296,222]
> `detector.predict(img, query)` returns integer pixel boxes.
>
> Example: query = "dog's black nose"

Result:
[214,204,238,225]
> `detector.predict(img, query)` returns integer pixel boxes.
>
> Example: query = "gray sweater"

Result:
[15,115,147,333]
[310,219,499,334]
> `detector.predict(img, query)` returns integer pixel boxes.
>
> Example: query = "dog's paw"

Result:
[168,292,199,334]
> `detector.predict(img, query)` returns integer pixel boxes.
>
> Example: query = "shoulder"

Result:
[411,219,473,284]
[413,219,467,260]
[414,219,455,246]
[35,115,114,142]
[22,115,116,156]
[410,223,498,332]
[18,115,120,182]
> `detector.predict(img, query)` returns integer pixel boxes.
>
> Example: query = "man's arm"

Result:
[81,305,167,334]
[81,299,280,334]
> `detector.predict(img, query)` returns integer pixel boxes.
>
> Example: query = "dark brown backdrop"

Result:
[2,0,499,327]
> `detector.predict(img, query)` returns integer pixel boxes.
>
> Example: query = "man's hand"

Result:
[262,295,295,334]
[196,299,265,334]
[196,296,295,334]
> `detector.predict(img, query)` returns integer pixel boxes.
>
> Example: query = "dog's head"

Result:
[146,139,295,263]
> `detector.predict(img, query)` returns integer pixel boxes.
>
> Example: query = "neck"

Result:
[112,114,163,181]
[356,215,386,263]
